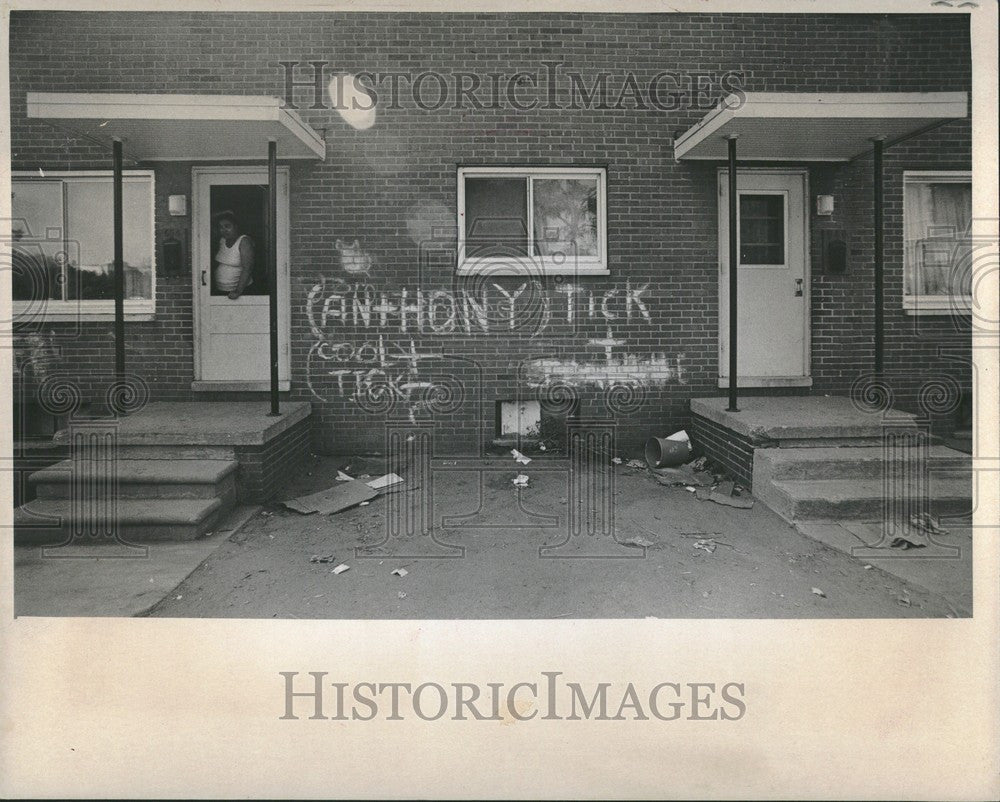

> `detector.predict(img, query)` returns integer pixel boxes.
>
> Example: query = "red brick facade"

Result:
[9,12,973,456]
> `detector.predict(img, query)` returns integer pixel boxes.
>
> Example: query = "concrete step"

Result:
[112,444,237,460]
[29,459,237,500]
[754,445,970,483]
[766,477,972,523]
[13,497,228,544]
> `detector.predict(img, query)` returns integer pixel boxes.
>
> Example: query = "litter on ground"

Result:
[282,480,378,514]
[695,480,755,509]
[366,473,404,491]
[621,536,654,548]
[511,449,532,465]
[391,567,409,577]
[693,539,717,554]
[811,587,826,598]
[331,564,350,575]
[513,474,530,487]
[309,554,336,564]
[652,464,714,487]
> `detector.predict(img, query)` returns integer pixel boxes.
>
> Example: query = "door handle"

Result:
[794,278,803,297]
[201,270,207,287]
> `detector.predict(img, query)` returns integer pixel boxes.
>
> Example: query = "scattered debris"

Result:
[309,554,336,564]
[693,539,717,554]
[538,443,547,451]
[896,594,911,607]
[911,512,949,535]
[511,449,532,465]
[335,470,354,482]
[175,595,182,600]
[863,564,873,570]
[359,501,370,507]
[811,587,826,598]
[282,480,378,515]
[625,459,646,469]
[695,482,755,509]
[890,512,949,549]
[621,536,654,548]
[391,567,409,577]
[331,563,350,575]
[512,474,530,487]
[611,456,623,465]
[398,591,407,599]
[684,486,697,493]
[651,464,714,487]
[367,473,403,491]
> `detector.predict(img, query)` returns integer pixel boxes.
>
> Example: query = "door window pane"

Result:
[464,177,528,258]
[739,194,784,265]
[210,184,269,296]
[532,178,599,257]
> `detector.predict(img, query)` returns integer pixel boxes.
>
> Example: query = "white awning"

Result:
[673,92,968,162]
[26,92,326,161]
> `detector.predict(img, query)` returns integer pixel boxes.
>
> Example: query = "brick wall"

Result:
[233,413,313,501]
[690,412,755,489]
[9,11,973,456]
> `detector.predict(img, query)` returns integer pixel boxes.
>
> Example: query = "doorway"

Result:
[717,168,810,387]
[192,166,290,390]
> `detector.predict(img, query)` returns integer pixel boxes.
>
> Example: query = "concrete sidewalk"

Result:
[14,505,258,617]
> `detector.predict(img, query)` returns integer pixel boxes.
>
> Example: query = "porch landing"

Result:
[53,401,312,447]
[690,395,917,447]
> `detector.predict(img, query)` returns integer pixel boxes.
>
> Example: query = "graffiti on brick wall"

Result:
[306,278,651,335]
[335,239,375,275]
[306,333,447,422]
[305,275,684,415]
[524,329,686,390]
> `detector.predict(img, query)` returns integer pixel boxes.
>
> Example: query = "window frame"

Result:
[456,166,609,276]
[902,170,972,316]
[11,170,157,321]
[737,189,789,269]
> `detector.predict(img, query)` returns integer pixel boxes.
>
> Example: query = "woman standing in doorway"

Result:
[213,210,255,299]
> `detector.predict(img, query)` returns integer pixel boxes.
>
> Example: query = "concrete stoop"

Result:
[753,445,973,524]
[15,458,237,544]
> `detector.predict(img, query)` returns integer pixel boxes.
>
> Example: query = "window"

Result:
[903,171,972,314]
[739,193,785,266]
[457,167,607,275]
[11,171,156,319]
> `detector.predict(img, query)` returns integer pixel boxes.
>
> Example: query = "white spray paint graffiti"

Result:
[306,333,445,422]
[335,239,375,275]
[524,329,686,389]
[307,279,650,335]
[306,275,682,416]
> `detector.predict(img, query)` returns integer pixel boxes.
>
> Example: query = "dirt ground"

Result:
[144,453,965,619]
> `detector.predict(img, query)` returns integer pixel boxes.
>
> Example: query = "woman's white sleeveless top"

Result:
[215,235,248,290]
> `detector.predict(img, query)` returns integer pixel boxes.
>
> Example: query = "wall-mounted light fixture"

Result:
[168,194,187,216]
[816,195,835,216]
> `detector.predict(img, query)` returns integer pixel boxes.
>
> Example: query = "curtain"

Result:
[904,181,971,297]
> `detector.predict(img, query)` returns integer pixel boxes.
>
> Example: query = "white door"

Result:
[718,169,809,386]
[192,167,290,389]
